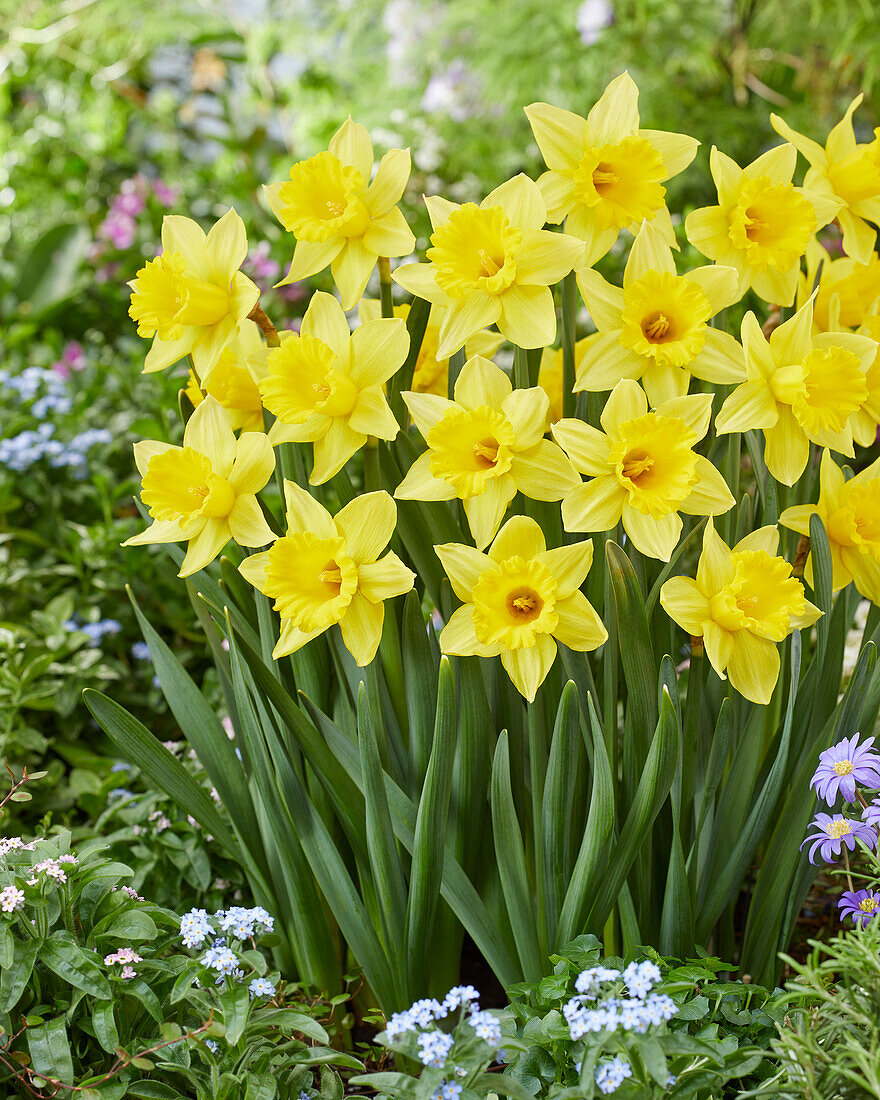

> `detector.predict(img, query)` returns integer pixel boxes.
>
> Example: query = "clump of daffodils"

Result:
[123,74,880,714]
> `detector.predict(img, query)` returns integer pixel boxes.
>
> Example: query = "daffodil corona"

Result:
[771,95,880,264]
[435,516,607,701]
[525,73,698,265]
[553,381,734,561]
[780,450,880,603]
[239,483,414,664]
[265,118,415,309]
[575,219,745,405]
[714,299,877,485]
[660,520,821,704]
[128,209,259,379]
[395,356,580,548]
[685,145,840,305]
[392,175,584,359]
[256,292,406,484]
[124,396,275,577]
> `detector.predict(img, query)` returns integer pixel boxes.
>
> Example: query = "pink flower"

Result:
[152,179,179,207]
[99,213,137,250]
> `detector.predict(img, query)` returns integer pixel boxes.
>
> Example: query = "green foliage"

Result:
[0,829,355,1099]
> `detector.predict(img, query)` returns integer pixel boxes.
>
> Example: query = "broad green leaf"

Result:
[406,657,458,996]
[26,1018,74,1085]
[41,930,111,999]
[92,1000,119,1054]
[220,981,251,1047]
[540,681,580,950]
[0,938,40,1012]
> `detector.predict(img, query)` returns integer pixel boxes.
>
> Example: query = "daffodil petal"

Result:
[574,333,644,391]
[227,495,275,547]
[684,205,730,262]
[516,229,583,284]
[659,576,710,635]
[681,455,734,516]
[205,208,248,283]
[329,117,373,178]
[283,480,336,538]
[524,102,588,172]
[185,397,236,477]
[439,604,501,657]
[600,379,648,436]
[340,592,385,666]
[179,517,229,577]
[536,540,594,598]
[366,147,411,213]
[124,517,201,547]
[464,478,517,549]
[335,490,397,563]
[331,240,376,310]
[623,220,676,286]
[489,515,546,561]
[392,262,450,306]
[161,215,209,279]
[585,72,639,146]
[402,391,457,438]
[622,503,681,561]
[501,634,557,701]
[763,407,809,486]
[656,393,713,440]
[437,295,502,360]
[509,439,580,500]
[362,207,416,257]
[575,268,625,330]
[357,551,415,603]
[501,388,549,449]
[228,433,275,495]
[769,297,814,366]
[733,525,779,555]
[279,238,343,285]
[484,174,546,231]
[768,113,827,168]
[348,388,400,439]
[498,284,556,350]
[554,590,608,651]
[688,329,746,384]
[727,631,780,704]
[537,171,576,222]
[552,418,611,475]
[144,332,195,373]
[395,451,457,501]
[350,317,409,387]
[703,620,733,677]
[310,420,366,484]
[714,380,778,434]
[561,476,623,533]
[639,129,700,178]
[434,543,494,602]
[682,265,741,313]
[273,619,327,660]
[697,519,734,595]
[454,355,512,410]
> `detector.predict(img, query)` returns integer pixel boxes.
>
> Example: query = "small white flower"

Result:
[0,885,24,912]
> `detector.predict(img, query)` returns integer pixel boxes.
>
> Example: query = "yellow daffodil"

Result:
[780,449,880,603]
[239,482,414,664]
[538,338,591,425]
[851,312,880,446]
[524,73,699,265]
[685,145,840,305]
[771,96,880,264]
[435,515,607,701]
[800,241,880,332]
[553,380,733,561]
[183,320,265,432]
[714,299,877,485]
[128,209,259,379]
[265,118,415,309]
[575,219,745,405]
[358,299,502,396]
[660,519,821,703]
[254,292,406,484]
[395,355,580,549]
[124,396,275,577]
[392,175,583,358]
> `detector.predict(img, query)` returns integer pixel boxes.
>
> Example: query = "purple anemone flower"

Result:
[810,733,880,805]
[864,799,880,829]
[800,812,878,864]
[838,889,880,927]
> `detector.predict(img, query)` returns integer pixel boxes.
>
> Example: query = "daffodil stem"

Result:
[560,272,577,418]
[513,346,530,390]
[248,304,281,347]
[365,443,380,492]
[448,347,467,399]
[378,257,394,318]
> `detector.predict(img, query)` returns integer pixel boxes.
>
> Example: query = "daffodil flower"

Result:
[575,219,745,405]
[358,299,502,396]
[685,144,840,305]
[525,73,698,265]
[239,482,414,664]
[128,209,259,379]
[395,355,580,549]
[660,519,821,704]
[125,396,275,577]
[714,299,877,485]
[264,118,415,309]
[435,516,607,701]
[184,320,265,432]
[780,449,880,603]
[798,240,880,332]
[254,292,407,484]
[392,175,584,359]
[771,95,880,264]
[553,380,733,561]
